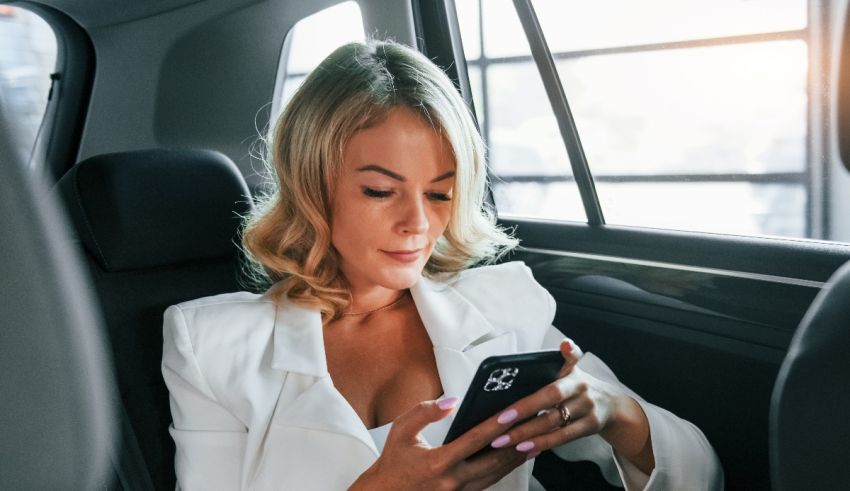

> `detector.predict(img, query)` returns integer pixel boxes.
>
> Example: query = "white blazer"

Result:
[162,261,723,490]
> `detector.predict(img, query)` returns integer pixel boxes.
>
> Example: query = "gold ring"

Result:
[557,403,571,427]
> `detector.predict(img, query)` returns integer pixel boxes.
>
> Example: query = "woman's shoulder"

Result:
[162,291,280,423]
[455,260,537,282]
[164,290,276,345]
[453,261,550,301]
[173,290,271,311]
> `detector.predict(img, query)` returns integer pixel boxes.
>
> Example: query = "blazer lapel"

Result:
[269,297,378,456]
[411,276,518,407]
[264,276,519,460]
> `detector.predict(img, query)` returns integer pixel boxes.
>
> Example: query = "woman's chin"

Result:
[377,265,424,290]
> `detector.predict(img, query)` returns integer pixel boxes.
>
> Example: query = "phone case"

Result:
[443,350,564,445]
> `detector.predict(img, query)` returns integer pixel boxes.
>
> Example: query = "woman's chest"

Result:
[323,312,443,428]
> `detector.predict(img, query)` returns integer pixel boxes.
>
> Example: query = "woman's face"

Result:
[331,106,456,293]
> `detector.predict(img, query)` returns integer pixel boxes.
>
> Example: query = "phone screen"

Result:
[443,350,564,445]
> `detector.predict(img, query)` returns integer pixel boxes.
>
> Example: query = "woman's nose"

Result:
[397,196,429,235]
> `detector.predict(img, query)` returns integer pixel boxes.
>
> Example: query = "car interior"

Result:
[2,0,849,490]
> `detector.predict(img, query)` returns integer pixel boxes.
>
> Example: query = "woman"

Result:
[162,40,723,490]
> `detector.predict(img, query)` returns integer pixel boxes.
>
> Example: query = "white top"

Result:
[367,421,393,453]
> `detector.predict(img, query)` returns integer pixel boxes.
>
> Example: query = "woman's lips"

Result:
[382,249,422,263]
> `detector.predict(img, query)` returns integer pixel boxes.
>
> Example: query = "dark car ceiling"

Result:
[22,0,213,28]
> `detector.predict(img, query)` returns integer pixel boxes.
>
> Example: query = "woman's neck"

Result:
[342,288,408,317]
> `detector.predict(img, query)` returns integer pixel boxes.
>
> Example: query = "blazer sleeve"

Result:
[541,325,724,491]
[162,305,248,491]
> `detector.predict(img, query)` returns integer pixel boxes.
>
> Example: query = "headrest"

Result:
[770,260,850,490]
[56,148,252,272]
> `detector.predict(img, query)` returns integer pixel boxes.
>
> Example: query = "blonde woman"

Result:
[162,40,723,490]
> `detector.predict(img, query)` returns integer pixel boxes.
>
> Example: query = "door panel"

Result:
[503,218,850,490]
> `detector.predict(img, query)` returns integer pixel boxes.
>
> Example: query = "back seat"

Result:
[55,148,253,490]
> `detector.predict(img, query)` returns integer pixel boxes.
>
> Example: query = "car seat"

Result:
[55,148,253,490]
[769,260,850,490]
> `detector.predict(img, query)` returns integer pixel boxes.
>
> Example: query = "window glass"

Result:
[276,1,365,114]
[488,61,568,177]
[493,182,585,222]
[0,6,57,167]
[456,3,585,222]
[539,0,811,239]
[596,182,805,238]
[482,0,806,58]
[562,41,807,176]
[456,0,481,61]
[456,0,833,240]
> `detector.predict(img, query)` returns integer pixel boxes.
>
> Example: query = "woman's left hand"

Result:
[488,339,655,474]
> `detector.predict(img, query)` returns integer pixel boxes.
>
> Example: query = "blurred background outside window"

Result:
[273,1,365,120]
[0,6,56,167]
[456,0,850,242]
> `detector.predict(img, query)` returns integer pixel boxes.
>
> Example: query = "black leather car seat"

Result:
[770,260,850,490]
[55,148,252,490]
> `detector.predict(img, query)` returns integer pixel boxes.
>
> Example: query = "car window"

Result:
[456,0,849,243]
[273,1,365,120]
[456,0,585,222]
[0,6,56,169]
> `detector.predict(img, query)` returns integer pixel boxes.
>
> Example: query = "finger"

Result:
[489,396,592,450]
[440,408,520,464]
[510,408,599,455]
[392,397,458,443]
[441,373,583,462]
[489,373,587,442]
[557,339,580,378]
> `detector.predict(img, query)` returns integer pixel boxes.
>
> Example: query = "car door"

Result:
[416,1,850,489]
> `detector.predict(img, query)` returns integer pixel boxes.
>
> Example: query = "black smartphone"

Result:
[443,350,564,445]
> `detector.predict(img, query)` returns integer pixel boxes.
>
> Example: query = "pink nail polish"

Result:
[497,408,518,424]
[516,441,535,452]
[437,397,459,410]
[491,435,511,448]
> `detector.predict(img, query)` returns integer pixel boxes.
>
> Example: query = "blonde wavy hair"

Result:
[242,40,518,319]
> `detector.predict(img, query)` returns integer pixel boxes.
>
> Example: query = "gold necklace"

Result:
[341,291,409,316]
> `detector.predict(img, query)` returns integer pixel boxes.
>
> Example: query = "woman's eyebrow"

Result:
[431,171,455,183]
[356,165,455,183]
[356,164,405,181]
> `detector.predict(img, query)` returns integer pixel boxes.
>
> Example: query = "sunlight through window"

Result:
[456,0,821,240]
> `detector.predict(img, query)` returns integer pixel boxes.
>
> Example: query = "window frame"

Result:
[8,2,95,183]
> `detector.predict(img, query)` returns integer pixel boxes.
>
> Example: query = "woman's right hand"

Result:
[348,397,531,491]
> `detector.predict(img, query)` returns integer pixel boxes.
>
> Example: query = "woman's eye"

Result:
[428,192,452,202]
[362,187,393,198]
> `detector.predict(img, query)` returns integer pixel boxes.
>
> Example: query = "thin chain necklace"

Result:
[341,290,409,316]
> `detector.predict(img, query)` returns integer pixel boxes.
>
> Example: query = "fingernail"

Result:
[562,339,572,352]
[437,397,459,410]
[491,434,511,448]
[497,408,518,424]
[527,451,541,460]
[516,441,535,452]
